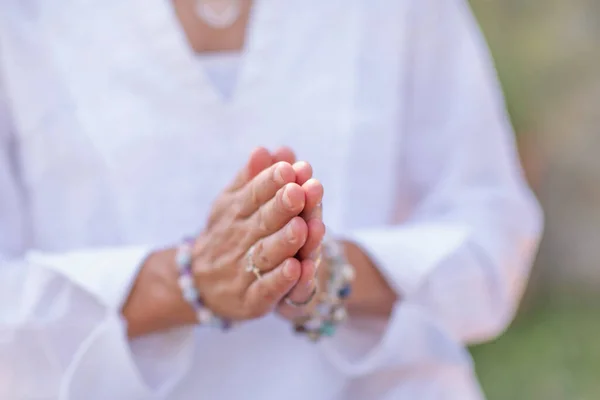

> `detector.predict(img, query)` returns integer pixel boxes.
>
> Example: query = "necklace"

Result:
[195,0,243,29]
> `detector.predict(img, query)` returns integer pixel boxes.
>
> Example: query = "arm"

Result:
[322,0,543,375]
[0,78,194,399]
[0,69,311,396]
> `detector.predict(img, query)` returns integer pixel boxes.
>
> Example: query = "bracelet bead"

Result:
[338,285,352,299]
[175,237,231,330]
[292,236,354,342]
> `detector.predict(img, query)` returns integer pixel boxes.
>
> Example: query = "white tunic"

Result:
[0,0,543,399]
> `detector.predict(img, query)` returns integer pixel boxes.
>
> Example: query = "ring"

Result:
[284,282,319,308]
[245,245,262,280]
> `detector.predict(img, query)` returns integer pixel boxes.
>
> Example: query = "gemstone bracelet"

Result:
[175,238,232,330]
[293,237,355,342]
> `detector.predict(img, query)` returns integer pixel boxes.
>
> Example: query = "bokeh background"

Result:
[468,1,600,399]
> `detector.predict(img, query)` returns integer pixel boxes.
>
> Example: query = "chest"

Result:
[1,0,411,249]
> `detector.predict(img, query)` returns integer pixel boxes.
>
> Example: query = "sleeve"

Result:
[322,0,543,376]
[0,71,195,399]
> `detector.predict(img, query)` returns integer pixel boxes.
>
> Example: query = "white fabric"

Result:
[0,0,543,399]
[197,51,242,100]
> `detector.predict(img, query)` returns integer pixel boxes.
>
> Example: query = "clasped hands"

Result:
[191,146,325,323]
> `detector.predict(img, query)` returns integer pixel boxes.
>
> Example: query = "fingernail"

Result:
[287,222,296,242]
[283,261,295,280]
[306,279,313,289]
[283,186,293,209]
[275,164,285,184]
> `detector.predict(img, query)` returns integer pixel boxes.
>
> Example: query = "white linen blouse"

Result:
[0,0,543,399]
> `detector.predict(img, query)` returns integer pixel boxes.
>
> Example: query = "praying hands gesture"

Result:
[189,146,325,320]
[123,146,394,337]
[244,147,396,322]
[123,147,325,335]
[262,147,326,318]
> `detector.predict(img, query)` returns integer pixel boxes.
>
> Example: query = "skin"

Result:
[270,149,398,320]
[121,1,397,337]
[122,147,396,337]
[123,148,313,336]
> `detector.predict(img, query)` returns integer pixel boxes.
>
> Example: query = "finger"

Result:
[245,258,302,318]
[297,179,324,260]
[300,178,323,219]
[245,183,306,243]
[236,162,296,217]
[280,258,319,312]
[272,147,296,164]
[296,179,324,260]
[293,161,313,186]
[250,182,305,237]
[297,217,326,260]
[227,147,274,192]
[247,217,307,281]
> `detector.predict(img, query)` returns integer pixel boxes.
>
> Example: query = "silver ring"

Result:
[284,282,319,308]
[245,245,262,280]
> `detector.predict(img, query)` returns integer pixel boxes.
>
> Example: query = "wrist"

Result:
[291,237,355,341]
[341,241,397,316]
[122,248,196,338]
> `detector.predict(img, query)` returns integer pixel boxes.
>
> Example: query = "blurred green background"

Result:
[468,1,600,399]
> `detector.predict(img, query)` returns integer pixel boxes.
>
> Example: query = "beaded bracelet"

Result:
[293,237,355,342]
[175,238,232,330]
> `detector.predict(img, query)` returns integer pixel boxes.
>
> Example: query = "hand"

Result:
[268,148,326,319]
[191,148,311,321]
[271,147,325,259]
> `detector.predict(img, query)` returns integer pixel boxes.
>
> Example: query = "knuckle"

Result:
[253,240,270,268]
[250,182,261,210]
[230,194,246,220]
[254,208,270,237]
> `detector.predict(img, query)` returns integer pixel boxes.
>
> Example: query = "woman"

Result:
[0,0,542,399]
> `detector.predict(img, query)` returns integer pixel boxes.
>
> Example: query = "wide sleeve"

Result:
[0,77,194,399]
[322,0,543,376]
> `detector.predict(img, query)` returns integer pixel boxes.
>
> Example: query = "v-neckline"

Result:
[197,51,243,101]
[135,0,277,107]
